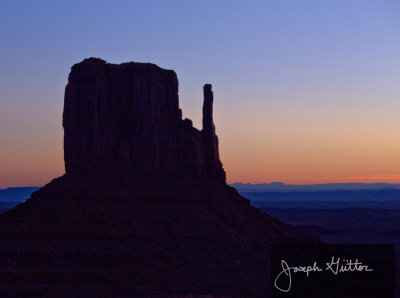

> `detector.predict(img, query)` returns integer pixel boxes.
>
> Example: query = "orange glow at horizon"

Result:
[3,68,400,188]
[3,90,400,188]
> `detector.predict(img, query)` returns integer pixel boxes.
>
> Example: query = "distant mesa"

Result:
[0,58,315,296]
[231,182,400,193]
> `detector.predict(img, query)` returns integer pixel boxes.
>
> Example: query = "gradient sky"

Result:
[1,0,400,188]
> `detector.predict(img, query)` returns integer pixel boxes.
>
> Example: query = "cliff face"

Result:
[63,58,225,183]
[0,58,316,297]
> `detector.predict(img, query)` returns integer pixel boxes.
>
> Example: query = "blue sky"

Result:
[1,1,400,187]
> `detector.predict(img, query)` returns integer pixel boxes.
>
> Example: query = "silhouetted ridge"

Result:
[0,58,316,297]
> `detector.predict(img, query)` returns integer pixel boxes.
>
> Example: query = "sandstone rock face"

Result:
[0,58,316,297]
[202,84,225,181]
[63,58,224,183]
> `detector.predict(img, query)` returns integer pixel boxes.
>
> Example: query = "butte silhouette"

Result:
[0,58,315,297]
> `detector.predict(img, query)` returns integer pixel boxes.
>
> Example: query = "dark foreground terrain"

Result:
[244,189,400,297]
[2,187,399,295]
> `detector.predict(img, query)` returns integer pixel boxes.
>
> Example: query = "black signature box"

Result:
[271,244,395,298]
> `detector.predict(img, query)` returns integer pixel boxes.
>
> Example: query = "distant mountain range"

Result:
[2,183,400,212]
[0,187,41,213]
[2,183,400,204]
[0,187,41,202]
[230,182,400,193]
